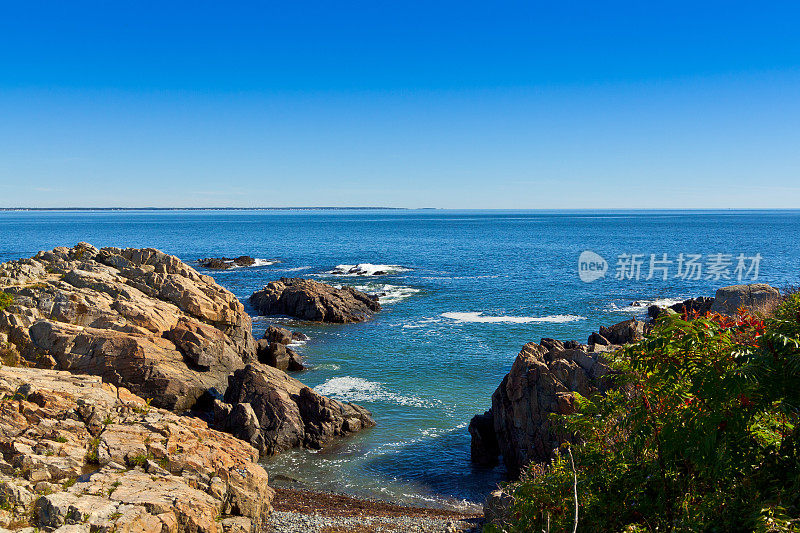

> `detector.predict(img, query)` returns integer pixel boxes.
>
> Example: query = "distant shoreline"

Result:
[0,206,416,211]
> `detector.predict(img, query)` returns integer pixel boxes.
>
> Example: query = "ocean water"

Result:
[2,209,799,510]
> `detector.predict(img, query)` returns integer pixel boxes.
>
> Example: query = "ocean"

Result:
[2,209,799,510]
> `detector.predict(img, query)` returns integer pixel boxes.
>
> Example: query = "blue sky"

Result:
[1,1,799,208]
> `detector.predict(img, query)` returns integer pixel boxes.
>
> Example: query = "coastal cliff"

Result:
[0,244,379,531]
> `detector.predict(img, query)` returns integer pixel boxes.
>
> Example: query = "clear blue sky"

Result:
[1,1,799,208]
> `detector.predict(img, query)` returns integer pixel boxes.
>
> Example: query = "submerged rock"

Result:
[0,244,256,411]
[249,278,381,323]
[215,363,375,456]
[0,366,273,532]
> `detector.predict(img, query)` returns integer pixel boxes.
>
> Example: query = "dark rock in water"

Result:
[469,411,499,466]
[472,340,616,477]
[471,318,646,477]
[256,340,305,372]
[233,255,256,267]
[218,363,375,456]
[710,284,780,316]
[649,297,715,319]
[598,318,644,345]
[198,255,256,270]
[292,331,310,342]
[0,243,256,412]
[265,325,293,345]
[249,277,381,323]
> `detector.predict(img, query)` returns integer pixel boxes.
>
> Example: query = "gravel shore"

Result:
[266,488,483,533]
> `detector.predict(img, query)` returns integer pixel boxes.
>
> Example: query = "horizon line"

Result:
[2,207,800,212]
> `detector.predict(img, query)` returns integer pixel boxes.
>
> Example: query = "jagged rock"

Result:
[710,283,781,316]
[472,339,616,478]
[264,325,293,345]
[198,257,255,270]
[0,244,256,411]
[0,366,273,532]
[648,297,715,319]
[468,411,499,467]
[598,318,644,345]
[255,340,304,372]
[218,363,375,456]
[249,278,380,323]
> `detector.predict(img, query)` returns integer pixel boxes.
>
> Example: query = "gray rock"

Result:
[249,278,380,323]
[221,363,375,455]
[710,283,781,316]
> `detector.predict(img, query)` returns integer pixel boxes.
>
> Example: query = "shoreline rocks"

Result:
[213,363,375,456]
[0,243,256,412]
[0,366,273,532]
[0,244,374,461]
[249,278,381,323]
[469,319,642,478]
[710,283,781,316]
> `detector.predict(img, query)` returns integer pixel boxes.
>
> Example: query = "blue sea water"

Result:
[1,209,799,510]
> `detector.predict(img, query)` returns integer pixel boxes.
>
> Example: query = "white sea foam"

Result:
[314,377,439,408]
[326,263,411,276]
[608,297,685,314]
[279,265,313,272]
[441,311,586,324]
[312,363,341,371]
[252,258,278,267]
[349,283,420,304]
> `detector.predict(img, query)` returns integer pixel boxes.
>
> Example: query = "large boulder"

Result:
[249,278,380,323]
[710,283,781,316]
[0,244,256,411]
[470,324,639,477]
[217,363,375,456]
[255,339,304,372]
[0,366,273,532]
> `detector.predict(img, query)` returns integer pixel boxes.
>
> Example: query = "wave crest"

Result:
[441,311,586,324]
[314,377,439,408]
[327,264,411,276]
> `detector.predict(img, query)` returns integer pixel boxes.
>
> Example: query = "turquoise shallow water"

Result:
[2,209,799,509]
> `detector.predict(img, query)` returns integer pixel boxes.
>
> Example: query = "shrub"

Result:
[0,292,12,311]
[495,298,800,532]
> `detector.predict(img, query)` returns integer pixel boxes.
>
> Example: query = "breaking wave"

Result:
[326,263,411,276]
[314,377,440,408]
[441,311,586,324]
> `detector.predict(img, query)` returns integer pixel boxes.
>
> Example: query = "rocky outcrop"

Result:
[648,297,714,319]
[588,318,645,347]
[198,257,256,270]
[470,320,644,478]
[249,278,380,323]
[213,363,375,456]
[0,243,256,411]
[255,340,304,372]
[710,283,781,316]
[0,366,273,532]
[255,325,305,372]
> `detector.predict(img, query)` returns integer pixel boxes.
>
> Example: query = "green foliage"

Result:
[0,291,13,311]
[85,437,101,464]
[497,296,800,532]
